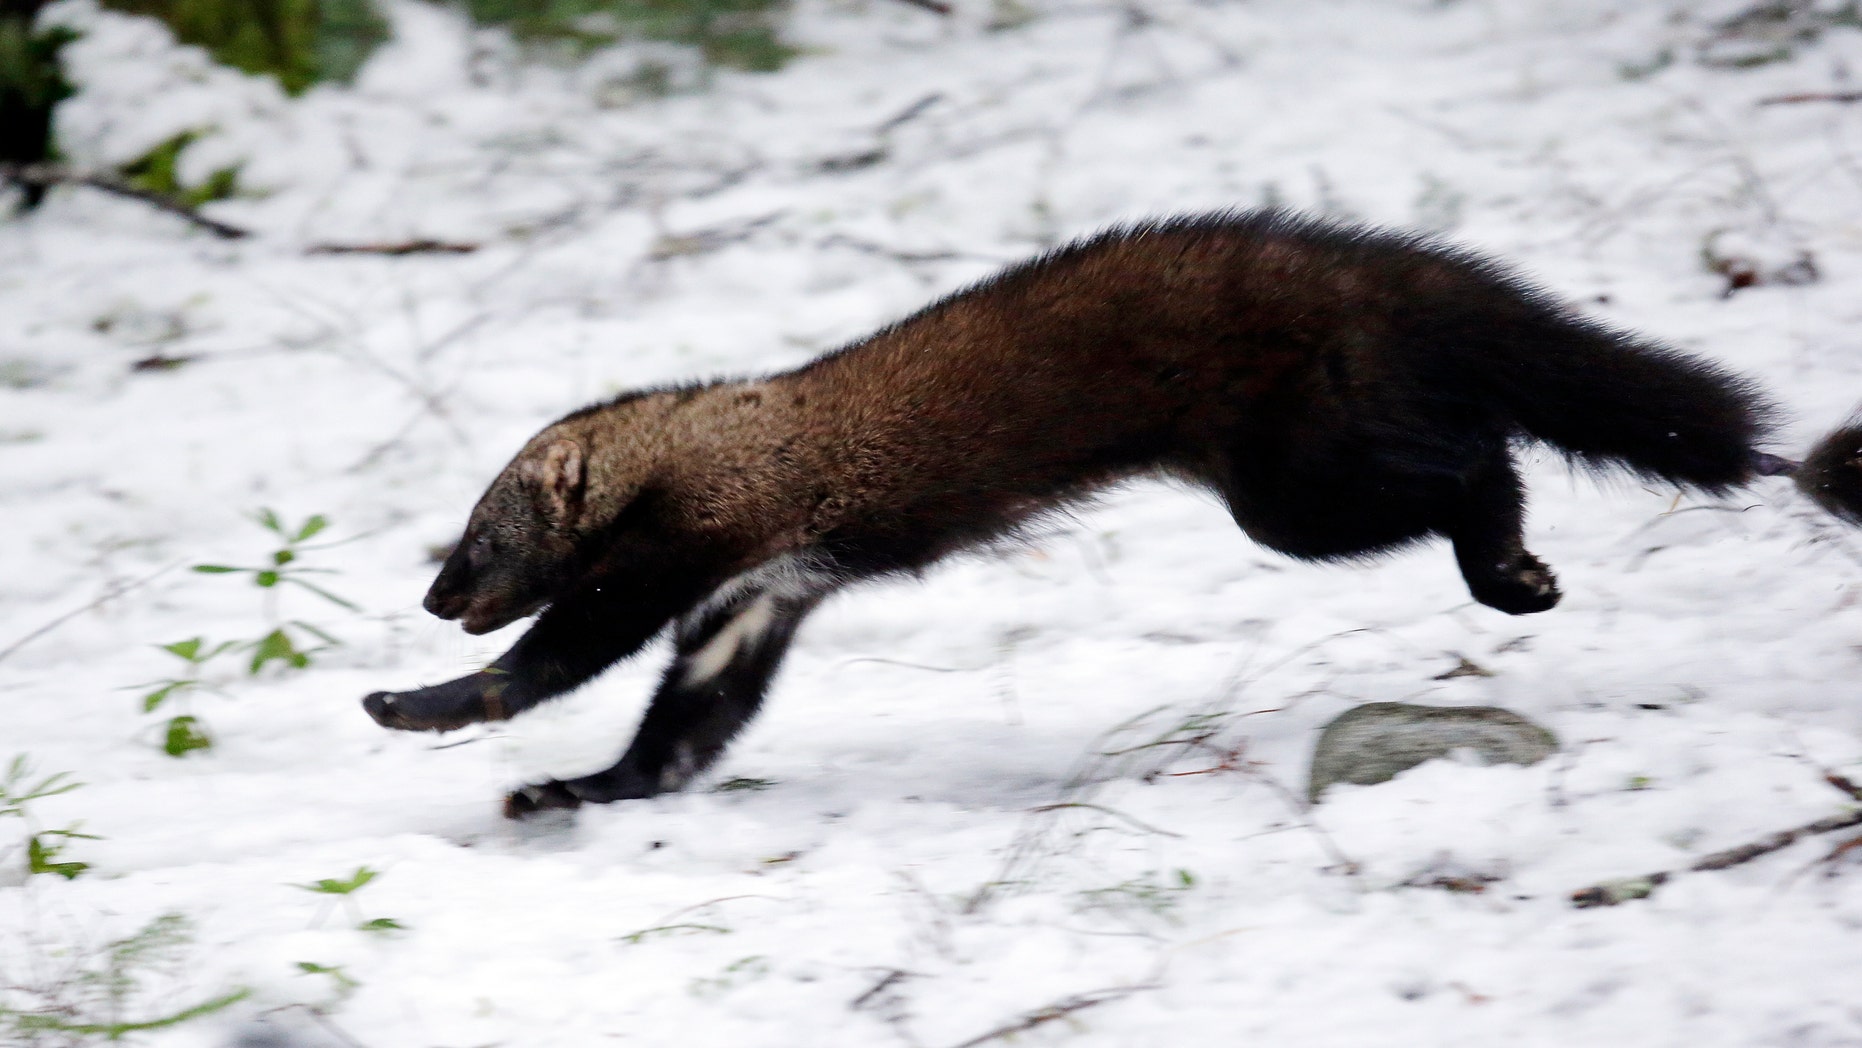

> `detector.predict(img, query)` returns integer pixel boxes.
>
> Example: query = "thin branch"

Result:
[1759,91,1862,106]
[1825,772,1862,802]
[2,162,250,239]
[890,0,953,14]
[944,982,1156,1048]
[307,239,479,256]
[876,92,945,134]
[1026,801,1184,838]
[1571,808,1862,908]
[0,563,176,665]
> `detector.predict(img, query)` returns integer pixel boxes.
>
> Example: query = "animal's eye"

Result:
[466,533,493,567]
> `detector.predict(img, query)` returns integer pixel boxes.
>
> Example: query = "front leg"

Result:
[504,584,827,817]
[363,575,706,733]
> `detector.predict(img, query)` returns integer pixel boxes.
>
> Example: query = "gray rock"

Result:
[1308,702,1558,803]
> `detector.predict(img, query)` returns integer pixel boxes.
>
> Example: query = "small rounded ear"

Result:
[522,439,585,523]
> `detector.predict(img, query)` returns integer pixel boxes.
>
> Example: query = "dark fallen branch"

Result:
[945,983,1156,1048]
[1826,772,1862,802]
[1570,807,1862,908]
[307,239,479,256]
[1759,91,1862,106]
[1,161,250,239]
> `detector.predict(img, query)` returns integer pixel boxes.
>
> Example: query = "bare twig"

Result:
[849,968,916,1011]
[2,162,250,239]
[890,0,953,14]
[1571,808,1862,907]
[307,239,479,256]
[0,563,176,665]
[1825,772,1862,802]
[877,92,945,134]
[1759,91,1862,106]
[1026,802,1184,838]
[818,233,993,265]
[646,211,785,261]
[944,982,1156,1048]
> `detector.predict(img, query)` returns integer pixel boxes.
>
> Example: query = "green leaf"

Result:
[287,619,342,646]
[293,515,329,543]
[273,548,296,566]
[249,629,309,674]
[255,507,284,534]
[27,834,88,879]
[295,961,360,990]
[255,569,280,587]
[142,682,183,712]
[162,637,204,661]
[163,715,212,757]
[299,865,377,895]
[287,577,360,611]
[358,917,406,933]
[191,564,241,574]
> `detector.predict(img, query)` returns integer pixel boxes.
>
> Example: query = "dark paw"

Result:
[1466,553,1562,615]
[362,687,483,733]
[503,781,583,819]
[502,764,665,819]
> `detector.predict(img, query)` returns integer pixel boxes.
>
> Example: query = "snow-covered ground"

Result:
[4,1,1862,1044]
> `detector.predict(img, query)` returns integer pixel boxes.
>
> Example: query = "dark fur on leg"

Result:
[504,587,825,818]
[365,570,716,733]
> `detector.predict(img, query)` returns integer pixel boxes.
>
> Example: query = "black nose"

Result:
[423,583,466,619]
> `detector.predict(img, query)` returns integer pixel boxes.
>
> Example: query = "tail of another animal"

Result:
[1796,423,1862,524]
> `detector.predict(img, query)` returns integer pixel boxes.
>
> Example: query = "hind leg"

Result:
[1447,452,1561,615]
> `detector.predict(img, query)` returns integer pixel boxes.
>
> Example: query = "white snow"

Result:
[4,0,1862,1044]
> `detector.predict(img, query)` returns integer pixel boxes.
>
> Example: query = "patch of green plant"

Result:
[0,913,250,1044]
[192,508,358,675]
[116,131,240,210]
[454,0,798,73]
[99,0,388,95]
[1,755,97,880]
[295,960,359,994]
[297,865,406,932]
[133,636,236,757]
[298,865,377,896]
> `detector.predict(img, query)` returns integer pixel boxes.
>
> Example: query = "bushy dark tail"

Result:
[1444,305,1776,494]
[1796,423,1862,524]
[1457,305,1862,526]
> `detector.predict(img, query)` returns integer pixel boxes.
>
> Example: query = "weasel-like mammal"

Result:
[361,209,1862,817]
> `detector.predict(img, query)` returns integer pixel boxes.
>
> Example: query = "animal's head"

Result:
[425,436,593,634]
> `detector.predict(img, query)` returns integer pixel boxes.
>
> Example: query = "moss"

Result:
[455,0,798,74]
[99,0,388,95]
[118,130,241,208]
